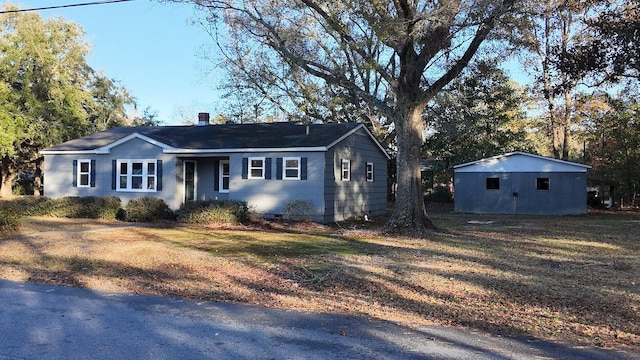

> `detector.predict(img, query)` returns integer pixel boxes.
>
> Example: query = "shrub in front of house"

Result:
[34,196,122,219]
[0,196,121,219]
[63,196,122,219]
[0,210,20,233]
[21,197,58,216]
[0,196,51,216]
[177,200,250,224]
[121,197,175,222]
[282,199,316,222]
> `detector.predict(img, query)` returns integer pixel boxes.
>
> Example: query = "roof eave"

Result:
[164,146,329,154]
[454,151,592,170]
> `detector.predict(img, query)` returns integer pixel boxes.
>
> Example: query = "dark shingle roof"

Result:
[43,122,366,152]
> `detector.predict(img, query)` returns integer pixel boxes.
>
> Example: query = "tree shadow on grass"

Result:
[254,215,640,348]
[3,215,638,350]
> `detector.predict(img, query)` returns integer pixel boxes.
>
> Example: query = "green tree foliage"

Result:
[129,106,161,126]
[423,60,534,183]
[518,0,594,160]
[168,0,526,234]
[582,93,640,206]
[0,7,133,197]
[562,0,639,84]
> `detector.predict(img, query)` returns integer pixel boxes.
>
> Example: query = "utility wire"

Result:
[0,0,136,14]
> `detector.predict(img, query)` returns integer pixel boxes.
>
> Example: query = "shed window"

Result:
[486,177,500,190]
[536,177,550,190]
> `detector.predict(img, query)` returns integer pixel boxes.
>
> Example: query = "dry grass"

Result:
[0,210,638,350]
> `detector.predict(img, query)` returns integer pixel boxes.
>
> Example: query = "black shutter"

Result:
[242,158,248,179]
[157,160,163,191]
[90,160,96,187]
[111,160,117,190]
[301,157,308,180]
[276,158,283,180]
[265,158,272,179]
[72,160,78,187]
[214,160,219,191]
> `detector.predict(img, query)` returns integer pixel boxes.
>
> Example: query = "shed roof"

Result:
[454,152,591,173]
[42,122,389,158]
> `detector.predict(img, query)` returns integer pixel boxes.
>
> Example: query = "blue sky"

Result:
[9,0,221,125]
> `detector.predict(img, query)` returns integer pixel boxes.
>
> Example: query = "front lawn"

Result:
[0,212,638,349]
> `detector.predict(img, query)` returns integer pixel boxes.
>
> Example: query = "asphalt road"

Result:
[0,280,637,360]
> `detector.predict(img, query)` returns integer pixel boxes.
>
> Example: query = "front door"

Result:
[184,161,196,202]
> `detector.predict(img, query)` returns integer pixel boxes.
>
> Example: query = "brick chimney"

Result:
[197,112,210,126]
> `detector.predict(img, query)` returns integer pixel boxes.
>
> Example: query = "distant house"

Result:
[41,115,389,223]
[453,152,591,215]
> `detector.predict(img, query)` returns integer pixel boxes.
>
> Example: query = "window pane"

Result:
[251,169,263,178]
[147,177,155,190]
[285,169,298,178]
[251,159,263,167]
[120,163,127,175]
[285,159,298,168]
[119,176,127,189]
[222,177,230,190]
[147,162,155,174]
[486,178,500,190]
[341,160,350,180]
[222,163,230,175]
[132,176,143,189]
[537,178,550,190]
[80,174,89,186]
[80,162,90,172]
[132,163,143,175]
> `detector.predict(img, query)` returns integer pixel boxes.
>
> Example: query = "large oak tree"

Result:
[0,7,133,197]
[169,0,523,233]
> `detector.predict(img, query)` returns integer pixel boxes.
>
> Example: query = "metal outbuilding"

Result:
[453,152,591,215]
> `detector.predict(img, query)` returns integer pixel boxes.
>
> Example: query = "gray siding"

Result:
[454,172,588,215]
[43,127,388,223]
[44,138,181,209]
[176,157,230,202]
[324,128,388,222]
[229,152,326,222]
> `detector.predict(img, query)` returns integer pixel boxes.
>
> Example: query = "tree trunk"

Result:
[385,103,435,235]
[0,157,16,199]
[542,6,561,159]
[34,157,43,196]
[562,88,572,160]
[560,10,573,161]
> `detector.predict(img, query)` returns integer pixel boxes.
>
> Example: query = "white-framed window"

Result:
[341,159,351,181]
[219,160,230,193]
[366,162,374,182]
[248,157,265,179]
[117,159,157,192]
[283,157,301,180]
[77,159,92,187]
